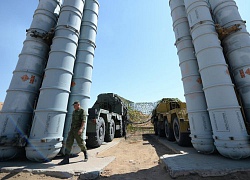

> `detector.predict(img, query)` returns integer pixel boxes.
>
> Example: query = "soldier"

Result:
[58,101,88,165]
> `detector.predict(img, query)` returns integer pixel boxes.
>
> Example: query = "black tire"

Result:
[105,119,115,142]
[157,121,165,137]
[86,117,105,148]
[97,117,105,145]
[165,119,175,141]
[173,117,191,146]
[115,120,123,137]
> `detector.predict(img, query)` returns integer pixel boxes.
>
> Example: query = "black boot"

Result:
[83,150,88,162]
[58,155,69,165]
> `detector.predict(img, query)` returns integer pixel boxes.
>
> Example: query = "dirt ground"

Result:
[1,126,250,180]
[98,130,250,180]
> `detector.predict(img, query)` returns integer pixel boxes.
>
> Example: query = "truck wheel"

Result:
[105,119,115,142]
[86,117,105,148]
[97,117,106,145]
[173,117,191,146]
[165,120,175,141]
[173,117,181,143]
[157,121,165,137]
[115,120,123,137]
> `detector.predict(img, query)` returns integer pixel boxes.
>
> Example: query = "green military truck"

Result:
[86,93,129,148]
[151,98,191,146]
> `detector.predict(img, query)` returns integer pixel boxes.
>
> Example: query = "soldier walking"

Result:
[58,101,88,165]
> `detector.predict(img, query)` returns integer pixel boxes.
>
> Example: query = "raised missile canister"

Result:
[62,0,99,155]
[0,0,61,161]
[184,0,250,159]
[26,0,85,162]
[169,0,215,154]
[209,0,250,124]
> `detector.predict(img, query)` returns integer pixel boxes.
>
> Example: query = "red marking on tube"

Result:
[21,75,29,82]
[196,77,202,84]
[240,69,245,78]
[29,75,35,84]
[71,81,76,87]
[245,68,250,75]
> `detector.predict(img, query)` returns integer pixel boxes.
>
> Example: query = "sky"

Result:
[0,0,249,108]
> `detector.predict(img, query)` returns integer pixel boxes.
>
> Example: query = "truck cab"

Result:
[151,98,191,146]
[86,93,129,148]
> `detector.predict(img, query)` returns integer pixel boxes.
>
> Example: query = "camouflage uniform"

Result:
[65,108,87,155]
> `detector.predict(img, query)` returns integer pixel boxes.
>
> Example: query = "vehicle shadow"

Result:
[142,133,177,156]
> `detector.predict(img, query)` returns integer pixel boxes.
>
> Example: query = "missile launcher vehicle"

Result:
[86,93,129,148]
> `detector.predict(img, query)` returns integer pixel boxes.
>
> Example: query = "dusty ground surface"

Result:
[98,128,250,180]
[1,125,250,179]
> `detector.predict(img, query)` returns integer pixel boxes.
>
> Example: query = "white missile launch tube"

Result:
[209,0,250,123]
[169,0,215,154]
[184,0,250,159]
[26,0,85,162]
[0,0,61,161]
[62,0,99,155]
